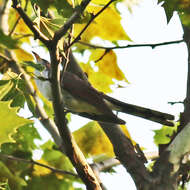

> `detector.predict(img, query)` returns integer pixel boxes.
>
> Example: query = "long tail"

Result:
[104,95,174,126]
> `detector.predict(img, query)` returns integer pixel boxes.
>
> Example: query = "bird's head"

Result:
[32,51,51,71]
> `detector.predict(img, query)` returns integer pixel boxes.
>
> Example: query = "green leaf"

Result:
[26,174,75,190]
[31,0,53,13]
[22,61,45,72]
[154,124,178,145]
[0,80,14,100]
[159,0,190,27]
[53,0,74,18]
[0,30,18,49]
[158,0,176,23]
[0,180,11,190]
[41,140,74,173]
[0,77,26,108]
[0,101,33,145]
[11,124,41,151]
[0,161,27,190]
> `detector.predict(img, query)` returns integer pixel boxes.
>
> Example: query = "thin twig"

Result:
[9,0,29,36]
[12,0,49,45]
[63,27,73,73]
[53,0,91,42]
[0,153,78,177]
[14,33,33,40]
[68,0,116,49]
[78,39,184,50]
[95,49,110,63]
[168,101,184,105]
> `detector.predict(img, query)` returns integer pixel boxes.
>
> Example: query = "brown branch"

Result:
[12,0,102,188]
[98,122,153,189]
[143,26,190,190]
[68,0,117,49]
[0,153,78,177]
[49,44,102,189]
[53,0,91,42]
[78,39,184,50]
[12,0,49,45]
[181,26,190,127]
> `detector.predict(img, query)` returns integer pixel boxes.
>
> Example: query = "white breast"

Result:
[35,70,52,100]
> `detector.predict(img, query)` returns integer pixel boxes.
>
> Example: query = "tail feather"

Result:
[103,95,174,126]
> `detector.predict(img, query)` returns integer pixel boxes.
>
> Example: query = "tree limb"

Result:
[11,0,103,188]
[98,122,153,188]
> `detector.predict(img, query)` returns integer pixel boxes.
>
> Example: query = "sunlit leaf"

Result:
[0,180,11,190]
[13,49,33,62]
[0,73,26,108]
[73,121,114,157]
[154,124,178,145]
[89,71,114,93]
[80,62,113,93]
[8,10,32,36]
[0,101,33,145]
[74,5,131,42]
[33,159,51,176]
[0,80,14,100]
[33,17,53,39]
[90,49,128,82]
[73,121,133,157]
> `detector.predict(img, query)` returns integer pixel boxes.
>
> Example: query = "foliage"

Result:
[154,124,178,145]
[0,0,187,189]
[0,0,134,188]
[158,0,190,27]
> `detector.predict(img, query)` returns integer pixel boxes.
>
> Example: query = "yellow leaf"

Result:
[73,121,134,157]
[79,62,94,76]
[80,62,113,93]
[74,5,131,42]
[73,121,114,157]
[8,10,32,41]
[13,49,33,62]
[89,71,113,93]
[33,159,51,176]
[91,0,110,4]
[90,49,128,82]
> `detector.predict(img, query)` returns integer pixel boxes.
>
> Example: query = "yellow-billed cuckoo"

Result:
[33,52,174,126]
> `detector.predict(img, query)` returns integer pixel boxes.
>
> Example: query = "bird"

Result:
[32,51,175,126]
